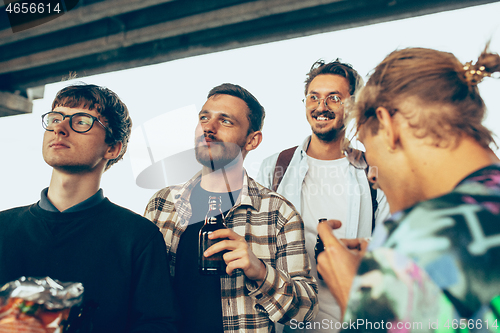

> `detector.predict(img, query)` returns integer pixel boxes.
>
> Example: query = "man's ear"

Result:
[375,107,399,150]
[104,142,122,160]
[245,131,262,152]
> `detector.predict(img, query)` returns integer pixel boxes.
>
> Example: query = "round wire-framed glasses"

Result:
[302,94,344,111]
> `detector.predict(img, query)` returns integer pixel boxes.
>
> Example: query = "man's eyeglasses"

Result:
[302,94,344,111]
[42,111,109,134]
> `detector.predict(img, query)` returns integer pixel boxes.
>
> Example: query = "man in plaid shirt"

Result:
[144,83,318,333]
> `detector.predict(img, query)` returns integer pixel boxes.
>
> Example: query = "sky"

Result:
[1,2,500,214]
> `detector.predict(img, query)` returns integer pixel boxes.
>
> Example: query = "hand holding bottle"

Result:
[204,229,267,286]
[316,219,369,317]
[199,196,229,275]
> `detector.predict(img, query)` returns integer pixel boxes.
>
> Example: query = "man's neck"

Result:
[47,169,102,212]
[306,134,344,160]
[412,137,499,202]
[200,162,244,193]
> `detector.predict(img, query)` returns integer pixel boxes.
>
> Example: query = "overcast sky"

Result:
[1,2,500,214]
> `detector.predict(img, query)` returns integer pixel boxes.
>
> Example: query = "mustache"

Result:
[196,133,220,144]
[311,110,336,119]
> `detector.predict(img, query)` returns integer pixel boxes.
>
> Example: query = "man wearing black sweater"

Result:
[0,84,177,332]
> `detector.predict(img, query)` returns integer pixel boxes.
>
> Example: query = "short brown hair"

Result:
[207,83,265,133]
[52,84,132,170]
[304,59,363,96]
[353,45,500,148]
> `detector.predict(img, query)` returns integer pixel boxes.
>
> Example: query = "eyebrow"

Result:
[308,90,344,96]
[52,108,94,115]
[199,110,236,119]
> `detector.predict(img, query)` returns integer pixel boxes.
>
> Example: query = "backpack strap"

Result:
[272,146,298,192]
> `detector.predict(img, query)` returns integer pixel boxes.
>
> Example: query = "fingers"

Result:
[325,219,342,230]
[202,228,268,283]
[221,246,246,263]
[225,259,241,276]
[204,232,266,282]
[218,243,266,282]
[317,221,345,251]
[203,238,238,257]
[318,246,352,314]
[359,238,369,255]
[339,238,370,253]
[340,238,365,251]
[208,228,241,240]
[318,221,370,255]
[204,229,244,256]
[316,251,328,275]
[203,229,246,257]
[224,254,249,276]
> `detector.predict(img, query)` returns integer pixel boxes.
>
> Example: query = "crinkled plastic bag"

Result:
[0,277,84,333]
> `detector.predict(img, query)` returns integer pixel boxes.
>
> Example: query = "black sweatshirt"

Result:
[0,199,177,333]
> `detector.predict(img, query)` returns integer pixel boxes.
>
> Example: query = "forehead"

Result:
[308,74,350,96]
[53,94,101,111]
[201,94,249,118]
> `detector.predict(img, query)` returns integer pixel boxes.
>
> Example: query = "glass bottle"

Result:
[314,218,327,280]
[199,196,228,275]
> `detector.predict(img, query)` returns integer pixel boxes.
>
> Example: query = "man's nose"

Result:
[202,118,218,134]
[316,98,328,112]
[52,119,70,136]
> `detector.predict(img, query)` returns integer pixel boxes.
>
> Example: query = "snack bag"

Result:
[0,277,84,333]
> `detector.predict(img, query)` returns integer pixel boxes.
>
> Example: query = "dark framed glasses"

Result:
[42,111,109,134]
[302,94,344,111]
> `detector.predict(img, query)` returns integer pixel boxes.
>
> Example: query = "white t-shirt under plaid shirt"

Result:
[144,170,319,333]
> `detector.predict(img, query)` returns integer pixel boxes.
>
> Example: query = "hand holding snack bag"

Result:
[0,277,88,333]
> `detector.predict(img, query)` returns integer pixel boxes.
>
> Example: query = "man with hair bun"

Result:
[317,45,500,330]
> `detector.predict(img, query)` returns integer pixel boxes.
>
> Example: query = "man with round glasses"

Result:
[0,84,177,332]
[257,59,390,332]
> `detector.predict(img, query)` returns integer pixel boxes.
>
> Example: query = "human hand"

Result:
[314,219,342,272]
[316,220,369,317]
[204,229,267,285]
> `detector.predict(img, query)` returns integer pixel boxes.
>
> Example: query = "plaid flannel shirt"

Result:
[144,170,318,333]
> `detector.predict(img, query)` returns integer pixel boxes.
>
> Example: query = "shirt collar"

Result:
[39,187,105,213]
[301,135,365,169]
[299,136,312,157]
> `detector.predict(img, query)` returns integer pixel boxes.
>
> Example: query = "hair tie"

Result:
[463,61,491,85]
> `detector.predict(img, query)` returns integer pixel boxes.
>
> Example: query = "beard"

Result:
[313,125,344,142]
[309,109,345,142]
[195,135,244,170]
